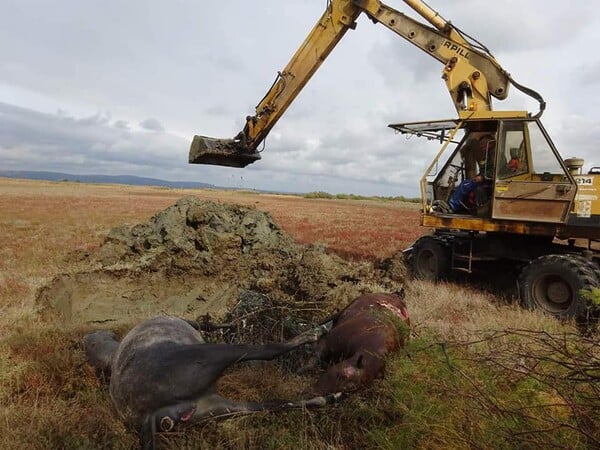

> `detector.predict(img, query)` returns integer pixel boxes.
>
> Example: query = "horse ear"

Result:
[356,354,364,369]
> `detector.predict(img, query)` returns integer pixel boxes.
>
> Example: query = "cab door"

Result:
[492,119,576,223]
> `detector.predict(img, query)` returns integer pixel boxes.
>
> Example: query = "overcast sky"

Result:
[1,1,599,196]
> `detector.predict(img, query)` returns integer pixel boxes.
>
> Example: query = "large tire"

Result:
[411,236,451,281]
[571,254,600,283]
[519,254,599,320]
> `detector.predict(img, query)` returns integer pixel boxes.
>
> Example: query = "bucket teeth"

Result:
[188,135,261,168]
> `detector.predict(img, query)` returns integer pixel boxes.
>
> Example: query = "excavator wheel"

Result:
[569,255,600,325]
[570,254,600,282]
[518,254,599,321]
[411,236,451,281]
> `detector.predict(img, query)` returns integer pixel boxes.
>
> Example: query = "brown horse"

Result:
[313,291,410,394]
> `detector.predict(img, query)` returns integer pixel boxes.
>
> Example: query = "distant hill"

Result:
[0,170,218,190]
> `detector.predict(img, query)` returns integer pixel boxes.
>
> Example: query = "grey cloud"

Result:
[0,102,187,173]
[139,118,165,132]
[551,116,600,172]
[578,61,600,85]
[245,115,433,195]
[432,0,594,52]
[204,105,233,116]
[113,120,130,130]
[78,113,111,127]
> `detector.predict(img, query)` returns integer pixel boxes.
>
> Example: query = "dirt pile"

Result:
[36,196,405,326]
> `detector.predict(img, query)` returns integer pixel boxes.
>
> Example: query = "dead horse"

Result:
[84,316,339,450]
[314,291,410,394]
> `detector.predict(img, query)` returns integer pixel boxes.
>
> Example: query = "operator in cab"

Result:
[448,134,496,215]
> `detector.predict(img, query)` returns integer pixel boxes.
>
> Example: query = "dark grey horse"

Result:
[84,316,338,449]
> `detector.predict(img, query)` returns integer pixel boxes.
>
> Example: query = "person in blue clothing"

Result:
[448,134,496,214]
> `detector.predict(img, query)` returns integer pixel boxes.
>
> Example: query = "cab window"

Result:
[497,122,528,179]
[526,121,566,180]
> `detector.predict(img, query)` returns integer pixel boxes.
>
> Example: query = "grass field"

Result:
[0,177,598,449]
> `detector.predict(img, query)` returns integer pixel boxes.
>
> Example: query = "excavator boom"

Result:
[190,0,361,167]
[189,0,533,168]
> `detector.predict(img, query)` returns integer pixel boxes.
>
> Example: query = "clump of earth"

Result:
[36,196,406,326]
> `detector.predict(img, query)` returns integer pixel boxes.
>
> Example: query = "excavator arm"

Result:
[189,0,362,167]
[189,0,533,168]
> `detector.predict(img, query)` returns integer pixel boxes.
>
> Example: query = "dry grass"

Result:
[406,280,565,339]
[0,177,597,449]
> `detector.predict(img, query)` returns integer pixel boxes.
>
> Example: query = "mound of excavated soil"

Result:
[36,196,406,326]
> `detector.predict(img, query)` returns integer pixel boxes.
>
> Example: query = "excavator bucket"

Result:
[188,135,261,168]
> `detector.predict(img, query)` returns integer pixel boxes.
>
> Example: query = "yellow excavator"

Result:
[189,0,599,322]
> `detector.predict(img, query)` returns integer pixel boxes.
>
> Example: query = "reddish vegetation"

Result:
[256,197,423,260]
[0,180,425,269]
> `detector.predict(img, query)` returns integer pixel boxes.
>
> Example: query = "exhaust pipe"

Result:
[189,135,261,168]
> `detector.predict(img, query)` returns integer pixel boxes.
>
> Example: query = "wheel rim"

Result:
[532,273,573,313]
[416,249,437,278]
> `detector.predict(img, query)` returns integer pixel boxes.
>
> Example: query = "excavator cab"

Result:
[390,112,578,233]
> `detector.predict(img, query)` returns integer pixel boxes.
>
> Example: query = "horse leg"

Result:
[199,321,333,365]
[140,392,343,449]
[281,321,333,348]
[142,322,335,411]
